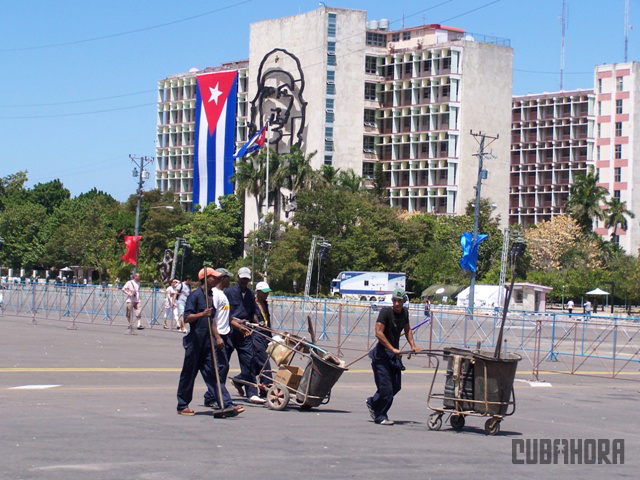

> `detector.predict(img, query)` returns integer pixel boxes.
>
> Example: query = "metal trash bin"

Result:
[443,348,474,410]
[472,351,521,415]
[296,349,347,408]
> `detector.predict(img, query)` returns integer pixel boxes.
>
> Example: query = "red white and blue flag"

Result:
[234,124,267,158]
[193,70,238,209]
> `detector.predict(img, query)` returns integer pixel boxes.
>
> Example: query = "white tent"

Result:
[456,285,507,308]
[586,288,609,295]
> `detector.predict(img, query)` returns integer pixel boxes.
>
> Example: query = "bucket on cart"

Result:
[296,349,347,407]
[442,348,474,410]
[472,351,521,415]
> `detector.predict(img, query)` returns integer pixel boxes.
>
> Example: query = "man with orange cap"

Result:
[176,267,223,416]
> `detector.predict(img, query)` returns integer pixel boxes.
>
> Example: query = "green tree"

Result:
[565,166,608,233]
[604,197,635,243]
[30,179,70,214]
[0,201,47,268]
[0,170,28,211]
[336,169,363,193]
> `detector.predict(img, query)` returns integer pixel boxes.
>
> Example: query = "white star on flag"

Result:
[208,83,222,104]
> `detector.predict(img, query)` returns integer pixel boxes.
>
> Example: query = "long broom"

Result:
[204,266,237,418]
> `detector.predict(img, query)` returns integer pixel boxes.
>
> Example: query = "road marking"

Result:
[9,385,61,389]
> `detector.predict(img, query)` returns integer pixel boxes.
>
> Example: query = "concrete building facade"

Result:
[593,62,640,254]
[510,90,595,226]
[156,7,514,231]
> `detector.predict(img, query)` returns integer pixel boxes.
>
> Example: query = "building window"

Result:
[363,136,375,151]
[403,31,411,41]
[616,76,624,92]
[404,62,411,74]
[614,167,622,182]
[328,13,337,37]
[362,162,375,178]
[597,101,602,116]
[597,123,602,137]
[615,144,622,159]
[327,70,335,82]
[325,126,333,137]
[392,33,399,42]
[366,32,386,47]
[365,83,377,100]
[326,83,335,95]
[598,78,603,93]
[616,99,623,114]
[328,41,336,53]
[614,190,621,201]
[442,85,450,98]
[325,140,333,152]
[326,111,334,123]
[442,57,451,70]
[615,122,623,137]
[365,56,377,74]
[324,155,333,165]
[327,54,336,66]
[326,98,334,109]
[364,109,376,126]
[597,146,601,160]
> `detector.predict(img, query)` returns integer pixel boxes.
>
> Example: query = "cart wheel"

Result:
[428,413,442,431]
[450,414,465,431]
[484,418,500,436]
[266,384,290,411]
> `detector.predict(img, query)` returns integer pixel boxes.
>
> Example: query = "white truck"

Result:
[330,271,407,301]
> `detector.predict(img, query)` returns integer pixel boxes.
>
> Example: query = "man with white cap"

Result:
[253,281,274,395]
[224,267,265,404]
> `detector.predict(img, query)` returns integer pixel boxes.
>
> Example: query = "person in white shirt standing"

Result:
[163,278,180,330]
[176,275,192,333]
[123,273,143,330]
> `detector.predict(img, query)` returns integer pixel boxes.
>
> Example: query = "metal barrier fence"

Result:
[2,285,639,381]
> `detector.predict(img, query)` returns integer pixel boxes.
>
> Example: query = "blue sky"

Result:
[0,0,636,201]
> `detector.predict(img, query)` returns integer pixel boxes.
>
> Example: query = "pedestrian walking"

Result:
[225,267,265,404]
[163,279,180,330]
[566,299,574,315]
[176,275,192,333]
[176,267,223,416]
[366,287,420,425]
[123,273,143,330]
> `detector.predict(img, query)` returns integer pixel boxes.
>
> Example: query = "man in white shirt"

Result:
[123,273,143,330]
[203,268,248,414]
[176,275,192,332]
[566,299,574,315]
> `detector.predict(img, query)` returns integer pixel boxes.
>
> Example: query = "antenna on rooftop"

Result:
[560,0,566,91]
[624,0,630,62]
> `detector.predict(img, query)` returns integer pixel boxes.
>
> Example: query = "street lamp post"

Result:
[130,155,154,273]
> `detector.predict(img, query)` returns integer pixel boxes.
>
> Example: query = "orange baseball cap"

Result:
[198,267,221,280]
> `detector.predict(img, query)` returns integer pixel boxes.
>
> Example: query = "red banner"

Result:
[121,236,141,265]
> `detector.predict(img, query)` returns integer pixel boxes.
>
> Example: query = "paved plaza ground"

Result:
[1,314,638,479]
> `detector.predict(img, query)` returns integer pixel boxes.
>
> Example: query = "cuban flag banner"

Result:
[193,70,238,209]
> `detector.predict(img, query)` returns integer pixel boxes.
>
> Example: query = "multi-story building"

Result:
[155,61,249,208]
[593,62,640,253]
[157,7,514,231]
[510,90,595,226]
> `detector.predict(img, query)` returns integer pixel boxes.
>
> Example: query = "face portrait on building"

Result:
[249,48,307,153]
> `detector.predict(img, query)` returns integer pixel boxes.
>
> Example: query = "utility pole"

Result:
[560,0,566,90]
[129,155,154,273]
[466,131,498,339]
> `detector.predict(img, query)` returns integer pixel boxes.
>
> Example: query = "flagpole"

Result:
[265,121,270,220]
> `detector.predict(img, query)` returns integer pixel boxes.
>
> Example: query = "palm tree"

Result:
[337,168,363,193]
[319,164,340,186]
[565,166,608,233]
[604,197,635,242]
[232,156,264,219]
[278,146,318,213]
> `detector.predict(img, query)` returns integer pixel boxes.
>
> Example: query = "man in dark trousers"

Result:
[253,281,274,396]
[366,287,420,425]
[176,267,223,416]
[225,267,266,404]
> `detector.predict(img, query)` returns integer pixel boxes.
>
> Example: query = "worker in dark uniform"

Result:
[176,267,223,416]
[253,281,274,396]
[366,287,420,425]
[225,267,265,404]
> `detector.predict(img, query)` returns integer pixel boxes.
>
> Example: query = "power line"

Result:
[436,0,502,24]
[0,102,156,119]
[0,89,156,108]
[0,0,253,52]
